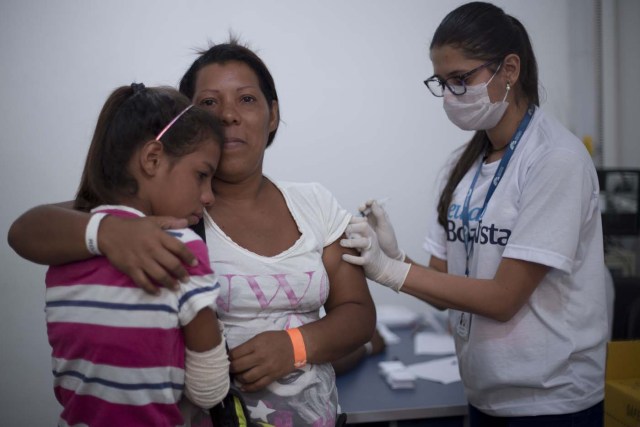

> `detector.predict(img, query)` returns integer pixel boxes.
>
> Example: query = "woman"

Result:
[8,39,375,427]
[341,2,606,426]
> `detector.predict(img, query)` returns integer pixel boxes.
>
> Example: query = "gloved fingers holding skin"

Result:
[341,218,373,264]
[344,218,374,251]
[341,218,410,292]
[339,236,372,252]
[346,216,370,231]
[341,219,379,264]
[341,252,365,266]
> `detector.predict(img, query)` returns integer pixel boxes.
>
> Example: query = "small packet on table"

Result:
[378,360,416,389]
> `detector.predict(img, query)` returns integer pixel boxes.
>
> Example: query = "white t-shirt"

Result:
[423,108,607,416]
[203,180,350,427]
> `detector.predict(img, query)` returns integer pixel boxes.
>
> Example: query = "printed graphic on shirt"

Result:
[214,261,336,427]
[446,203,511,246]
[216,269,329,317]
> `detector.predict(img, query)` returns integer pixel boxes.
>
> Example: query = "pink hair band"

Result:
[155,104,194,141]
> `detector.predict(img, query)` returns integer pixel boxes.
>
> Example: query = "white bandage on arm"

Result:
[184,339,231,409]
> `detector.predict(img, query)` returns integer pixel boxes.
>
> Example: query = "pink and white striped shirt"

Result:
[46,206,219,427]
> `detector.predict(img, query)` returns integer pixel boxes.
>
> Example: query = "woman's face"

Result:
[430,45,506,103]
[192,61,279,183]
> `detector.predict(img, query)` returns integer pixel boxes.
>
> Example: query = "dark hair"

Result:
[179,37,280,146]
[74,84,224,211]
[431,2,539,227]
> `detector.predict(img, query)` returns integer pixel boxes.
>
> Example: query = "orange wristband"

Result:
[286,328,307,369]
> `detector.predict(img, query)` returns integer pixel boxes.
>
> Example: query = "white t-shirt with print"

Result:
[203,181,350,427]
[424,107,607,416]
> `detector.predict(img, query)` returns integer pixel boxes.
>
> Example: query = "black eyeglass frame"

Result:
[424,59,502,97]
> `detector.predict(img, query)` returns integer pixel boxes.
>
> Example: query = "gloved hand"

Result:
[358,200,405,261]
[340,217,410,292]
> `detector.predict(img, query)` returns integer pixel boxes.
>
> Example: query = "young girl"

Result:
[45,84,229,426]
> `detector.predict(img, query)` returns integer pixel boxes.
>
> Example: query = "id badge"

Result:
[456,312,472,340]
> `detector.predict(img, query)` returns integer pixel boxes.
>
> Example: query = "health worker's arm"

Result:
[342,219,548,322]
[402,257,548,322]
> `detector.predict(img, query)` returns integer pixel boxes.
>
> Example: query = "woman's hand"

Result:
[99,215,197,294]
[340,217,410,291]
[228,331,295,392]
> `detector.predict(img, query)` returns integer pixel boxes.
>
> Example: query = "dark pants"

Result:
[468,401,603,427]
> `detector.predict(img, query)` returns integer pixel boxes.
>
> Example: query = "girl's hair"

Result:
[179,37,280,146]
[431,2,539,228]
[75,84,224,211]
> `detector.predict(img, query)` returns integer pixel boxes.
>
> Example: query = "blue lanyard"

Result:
[461,106,534,276]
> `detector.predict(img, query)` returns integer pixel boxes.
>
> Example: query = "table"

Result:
[336,327,468,424]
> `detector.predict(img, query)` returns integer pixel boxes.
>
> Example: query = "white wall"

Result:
[0,0,605,423]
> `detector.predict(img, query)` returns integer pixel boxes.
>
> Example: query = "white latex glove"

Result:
[359,200,405,261]
[341,217,410,292]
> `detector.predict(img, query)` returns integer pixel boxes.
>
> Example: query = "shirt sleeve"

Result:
[310,182,352,247]
[172,229,220,326]
[502,147,600,274]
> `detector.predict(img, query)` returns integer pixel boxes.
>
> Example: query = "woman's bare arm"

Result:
[8,201,91,265]
[8,202,198,292]
[303,237,377,361]
[229,235,376,392]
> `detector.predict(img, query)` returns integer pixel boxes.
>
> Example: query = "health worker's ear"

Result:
[502,53,521,87]
[139,140,165,176]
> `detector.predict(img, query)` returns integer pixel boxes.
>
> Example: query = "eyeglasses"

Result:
[423,59,501,97]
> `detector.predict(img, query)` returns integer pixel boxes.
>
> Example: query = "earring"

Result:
[506,81,511,91]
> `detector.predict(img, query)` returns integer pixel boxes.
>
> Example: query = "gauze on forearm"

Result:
[184,339,230,409]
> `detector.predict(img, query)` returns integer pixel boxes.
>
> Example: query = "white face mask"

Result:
[443,67,509,131]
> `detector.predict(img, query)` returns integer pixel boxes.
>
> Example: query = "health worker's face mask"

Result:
[443,66,509,131]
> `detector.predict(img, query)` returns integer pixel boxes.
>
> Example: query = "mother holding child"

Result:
[9,39,376,427]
